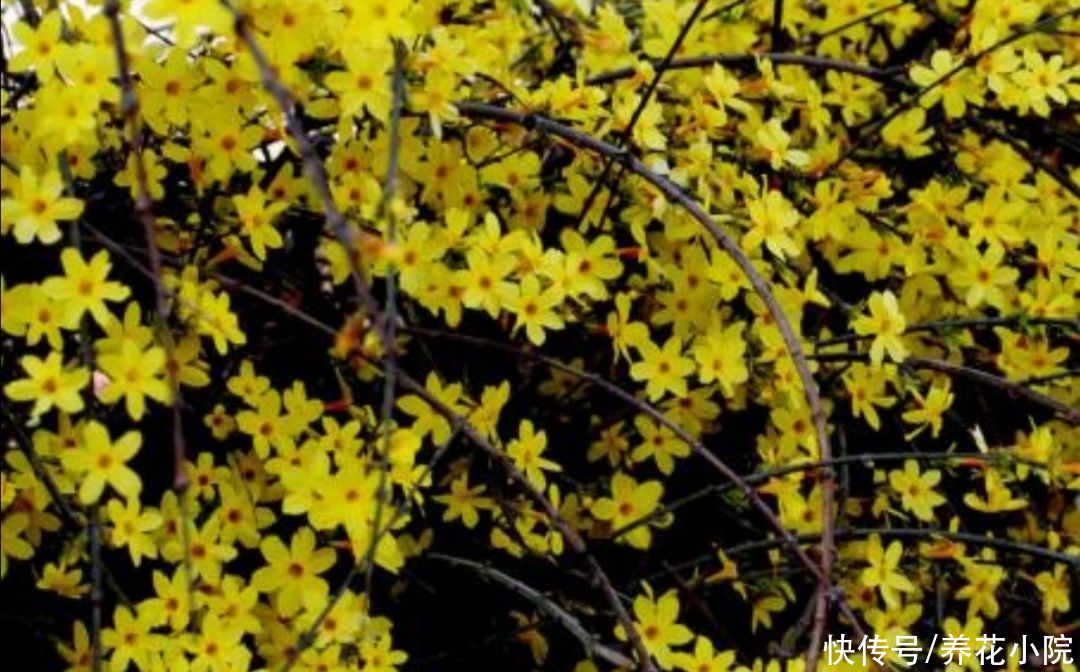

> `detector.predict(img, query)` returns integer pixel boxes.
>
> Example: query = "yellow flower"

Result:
[842,363,896,430]
[397,372,469,445]
[909,49,983,118]
[506,419,561,489]
[756,117,808,170]
[1,167,84,245]
[616,586,693,668]
[674,636,736,672]
[461,247,516,319]
[591,472,664,550]
[325,44,394,121]
[882,108,933,158]
[743,183,801,260]
[42,249,130,327]
[143,0,232,47]
[60,421,142,505]
[631,416,689,476]
[852,290,907,365]
[143,569,190,632]
[236,390,295,458]
[8,11,63,77]
[507,275,565,346]
[36,562,88,599]
[4,352,89,418]
[692,320,749,397]
[97,340,172,420]
[1033,565,1071,618]
[888,460,946,522]
[963,469,1026,513]
[106,497,162,567]
[956,558,1004,619]
[1010,49,1075,117]
[606,292,651,363]
[630,335,695,401]
[434,473,491,529]
[949,243,1018,310]
[902,379,953,439]
[252,528,337,616]
[176,512,236,585]
[0,513,34,578]
[102,606,161,672]
[232,186,287,261]
[861,535,914,608]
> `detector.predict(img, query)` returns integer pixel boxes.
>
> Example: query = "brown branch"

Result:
[585,52,907,88]
[573,0,715,230]
[812,352,1079,424]
[814,314,1079,348]
[612,450,1056,544]
[222,0,383,323]
[961,113,1080,200]
[716,528,1080,569]
[906,356,1079,424]
[365,38,408,606]
[102,0,189,494]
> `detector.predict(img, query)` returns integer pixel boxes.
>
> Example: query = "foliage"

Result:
[1,0,1078,670]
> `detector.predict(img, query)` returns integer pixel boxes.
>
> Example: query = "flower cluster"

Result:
[1,0,1077,670]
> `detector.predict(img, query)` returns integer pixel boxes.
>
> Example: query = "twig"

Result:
[833,8,1080,170]
[102,0,196,627]
[961,113,1080,200]
[572,0,715,230]
[88,507,103,672]
[770,0,785,51]
[365,38,407,603]
[585,52,908,88]
[611,450,1055,544]
[428,553,636,669]
[222,0,383,322]
[814,314,1079,348]
[811,352,1079,423]
[906,356,1079,424]
[718,528,1080,569]
[799,1,906,45]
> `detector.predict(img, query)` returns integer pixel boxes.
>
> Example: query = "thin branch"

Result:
[572,0,715,230]
[961,113,1080,200]
[585,52,907,88]
[427,552,636,669]
[814,314,1079,348]
[799,1,906,45]
[906,356,1079,424]
[811,352,1079,423]
[719,528,1080,569]
[102,0,196,628]
[222,0,383,322]
[365,38,407,603]
[833,8,1080,170]
[611,450,1056,542]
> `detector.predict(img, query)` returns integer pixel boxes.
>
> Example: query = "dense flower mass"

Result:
[0,0,1078,670]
